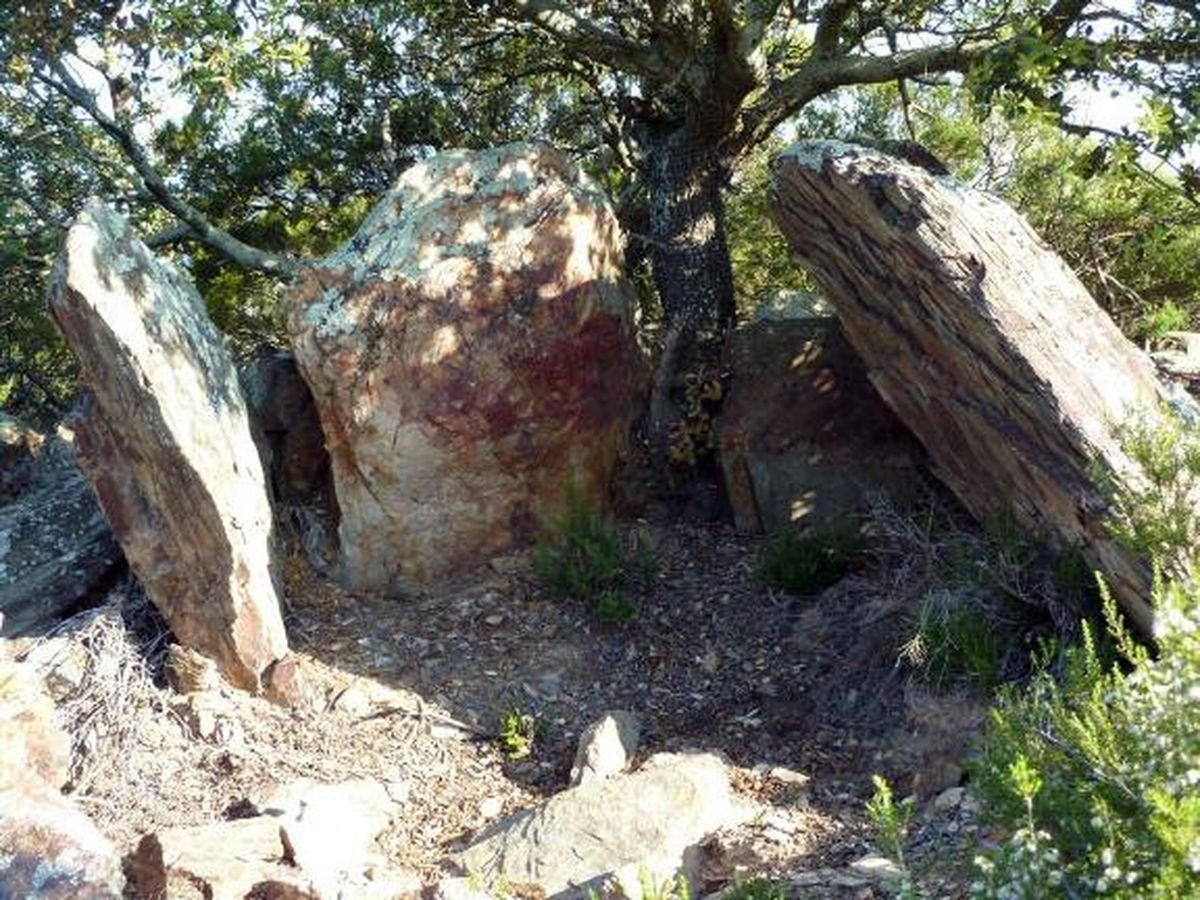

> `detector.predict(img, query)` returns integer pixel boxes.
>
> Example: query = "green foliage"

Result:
[720,878,788,900]
[636,870,691,900]
[532,489,654,623]
[725,142,818,318]
[496,706,538,760]
[971,410,1200,897]
[901,593,1005,691]
[866,775,920,899]
[752,520,863,597]
[972,579,1200,897]
[1100,407,1200,576]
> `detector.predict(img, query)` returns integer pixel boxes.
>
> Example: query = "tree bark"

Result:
[769,141,1171,634]
[642,129,736,438]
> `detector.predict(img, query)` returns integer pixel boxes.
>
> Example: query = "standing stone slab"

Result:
[769,141,1168,631]
[289,142,644,592]
[48,201,288,690]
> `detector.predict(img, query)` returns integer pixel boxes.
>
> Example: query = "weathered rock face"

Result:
[454,752,748,898]
[0,424,124,636]
[126,778,400,900]
[769,141,1169,631]
[717,317,924,533]
[0,782,124,899]
[0,656,124,898]
[48,201,289,690]
[289,142,645,591]
[240,348,333,507]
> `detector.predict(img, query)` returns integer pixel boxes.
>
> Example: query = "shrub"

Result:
[1100,406,1200,578]
[971,408,1200,897]
[972,579,1200,897]
[720,877,788,900]
[532,489,654,623]
[752,519,863,596]
[900,590,1005,691]
[866,775,920,899]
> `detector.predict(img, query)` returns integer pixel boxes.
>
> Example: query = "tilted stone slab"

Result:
[48,201,288,690]
[289,142,644,592]
[769,141,1170,632]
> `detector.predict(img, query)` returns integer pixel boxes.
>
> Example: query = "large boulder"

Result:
[454,752,748,897]
[289,142,645,591]
[0,422,124,636]
[769,141,1172,631]
[48,201,289,691]
[717,317,923,533]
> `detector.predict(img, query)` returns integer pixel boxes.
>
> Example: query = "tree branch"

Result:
[503,0,670,80]
[742,37,989,150]
[812,0,862,59]
[34,59,302,278]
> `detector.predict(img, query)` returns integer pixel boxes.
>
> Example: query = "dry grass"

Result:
[17,580,171,793]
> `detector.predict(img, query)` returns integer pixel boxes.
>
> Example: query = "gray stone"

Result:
[455,752,748,898]
[257,777,396,897]
[126,817,315,900]
[48,201,289,690]
[0,426,124,637]
[716,318,923,534]
[0,781,123,899]
[569,711,641,787]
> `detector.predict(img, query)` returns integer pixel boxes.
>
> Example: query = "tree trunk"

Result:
[642,130,736,439]
[769,141,1171,634]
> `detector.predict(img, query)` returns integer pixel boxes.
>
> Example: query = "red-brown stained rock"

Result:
[290,143,644,591]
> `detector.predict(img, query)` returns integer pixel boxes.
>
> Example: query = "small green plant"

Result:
[1139,300,1190,341]
[866,775,920,899]
[900,591,1005,691]
[752,519,863,596]
[533,487,654,622]
[720,877,789,900]
[496,707,538,760]
[637,870,691,900]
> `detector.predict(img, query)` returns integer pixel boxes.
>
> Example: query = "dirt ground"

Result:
[13,507,996,898]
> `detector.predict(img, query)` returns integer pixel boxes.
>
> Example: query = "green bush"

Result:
[866,775,920,900]
[752,519,863,596]
[720,878,788,900]
[532,489,654,622]
[971,409,1200,897]
[972,580,1200,897]
[901,591,1006,691]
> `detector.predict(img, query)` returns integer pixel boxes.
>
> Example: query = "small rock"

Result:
[933,786,965,812]
[262,654,317,709]
[165,644,222,695]
[456,752,750,897]
[126,817,312,900]
[479,796,504,820]
[0,781,123,898]
[767,766,810,787]
[569,711,641,787]
[258,777,396,896]
[849,854,902,881]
